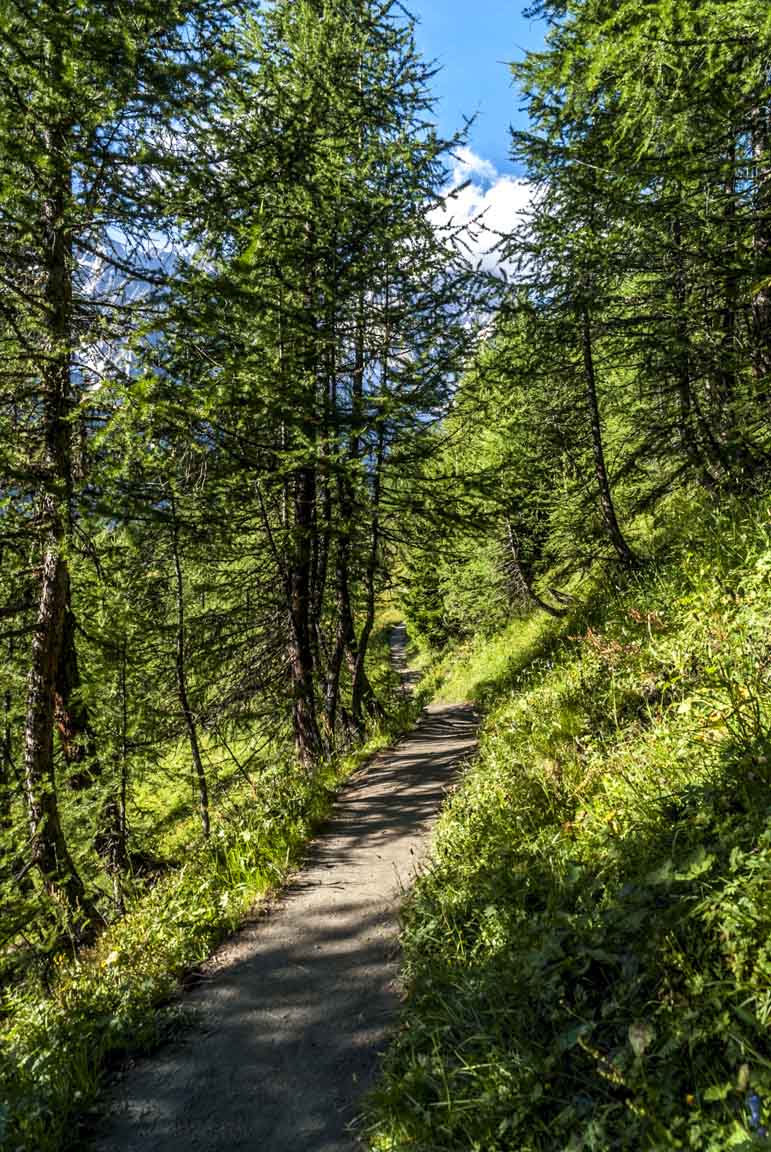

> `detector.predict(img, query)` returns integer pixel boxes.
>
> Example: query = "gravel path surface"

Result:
[93,630,477,1151]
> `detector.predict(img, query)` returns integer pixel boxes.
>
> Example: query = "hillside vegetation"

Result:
[368,494,771,1150]
[365,3,771,1138]
[3,0,771,1148]
[0,625,413,1152]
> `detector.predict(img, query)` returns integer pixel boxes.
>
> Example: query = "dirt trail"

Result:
[94,628,477,1152]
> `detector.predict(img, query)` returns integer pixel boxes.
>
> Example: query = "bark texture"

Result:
[580,303,638,568]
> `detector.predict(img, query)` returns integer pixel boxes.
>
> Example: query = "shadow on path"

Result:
[94,697,478,1152]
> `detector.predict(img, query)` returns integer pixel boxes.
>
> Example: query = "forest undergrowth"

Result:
[0,621,418,1152]
[368,492,771,1151]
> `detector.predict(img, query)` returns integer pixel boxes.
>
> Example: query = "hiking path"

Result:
[94,625,477,1151]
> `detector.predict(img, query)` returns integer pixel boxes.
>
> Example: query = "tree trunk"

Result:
[288,463,324,768]
[717,144,738,417]
[54,591,100,788]
[346,295,385,732]
[351,425,385,730]
[1,681,13,836]
[93,640,129,911]
[579,302,638,568]
[21,85,94,924]
[671,216,719,490]
[0,675,28,892]
[170,497,209,839]
[24,529,97,922]
[505,520,565,617]
[41,144,100,785]
[324,580,347,741]
[325,310,364,743]
[752,100,771,389]
[311,355,335,691]
[325,466,358,741]
[285,222,325,769]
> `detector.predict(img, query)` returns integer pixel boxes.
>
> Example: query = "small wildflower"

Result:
[747,1092,766,1135]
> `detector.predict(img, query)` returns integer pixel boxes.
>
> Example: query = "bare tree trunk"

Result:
[672,216,719,490]
[579,302,638,568]
[283,224,325,769]
[505,520,565,617]
[94,640,129,912]
[1,679,13,836]
[24,531,97,922]
[311,352,335,694]
[310,493,329,677]
[717,144,738,417]
[324,468,356,742]
[54,589,100,788]
[169,497,209,838]
[752,100,771,389]
[346,294,385,732]
[351,428,385,731]
[325,305,364,742]
[288,463,324,768]
[22,84,94,923]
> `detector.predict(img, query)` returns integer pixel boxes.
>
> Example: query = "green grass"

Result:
[366,494,771,1151]
[0,619,419,1152]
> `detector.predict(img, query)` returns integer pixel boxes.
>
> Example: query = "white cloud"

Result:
[431,147,533,276]
[449,146,498,186]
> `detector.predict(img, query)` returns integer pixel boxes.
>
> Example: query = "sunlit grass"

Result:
[0,618,419,1152]
[367,492,771,1151]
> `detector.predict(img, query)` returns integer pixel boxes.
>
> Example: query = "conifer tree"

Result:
[0,0,236,920]
[510,0,771,513]
[178,0,478,764]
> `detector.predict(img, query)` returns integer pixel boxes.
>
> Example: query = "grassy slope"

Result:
[0,619,417,1152]
[368,496,771,1150]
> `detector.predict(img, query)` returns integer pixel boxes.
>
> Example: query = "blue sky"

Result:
[410,0,546,175]
[412,1,545,273]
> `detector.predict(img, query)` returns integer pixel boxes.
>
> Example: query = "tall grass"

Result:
[0,619,418,1152]
[367,494,771,1150]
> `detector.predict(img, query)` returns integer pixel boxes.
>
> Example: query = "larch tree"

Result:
[0,0,237,923]
[175,0,480,765]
